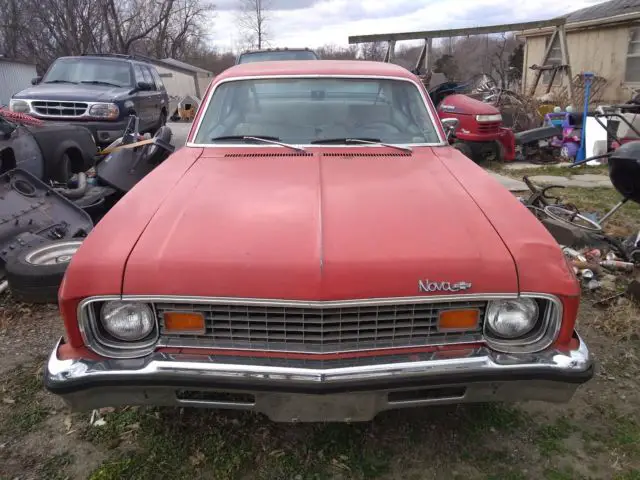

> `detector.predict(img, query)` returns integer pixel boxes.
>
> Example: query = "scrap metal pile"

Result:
[0,113,175,303]
[520,139,640,304]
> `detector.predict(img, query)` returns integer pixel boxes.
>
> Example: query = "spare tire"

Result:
[5,239,83,303]
[140,126,173,166]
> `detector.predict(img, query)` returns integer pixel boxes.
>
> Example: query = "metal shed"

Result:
[0,57,37,107]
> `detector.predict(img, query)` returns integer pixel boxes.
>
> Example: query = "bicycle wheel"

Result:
[543,205,602,232]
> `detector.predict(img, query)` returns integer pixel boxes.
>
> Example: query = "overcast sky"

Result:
[210,0,610,51]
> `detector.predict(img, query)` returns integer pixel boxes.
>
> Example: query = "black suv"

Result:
[9,54,169,146]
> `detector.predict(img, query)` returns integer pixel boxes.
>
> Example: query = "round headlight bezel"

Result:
[100,301,156,342]
[485,298,539,340]
[483,295,563,354]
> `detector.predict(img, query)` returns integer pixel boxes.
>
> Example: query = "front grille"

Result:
[155,300,486,354]
[31,101,88,117]
[477,122,501,134]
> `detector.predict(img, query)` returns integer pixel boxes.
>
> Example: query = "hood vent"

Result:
[224,152,313,157]
[322,152,412,157]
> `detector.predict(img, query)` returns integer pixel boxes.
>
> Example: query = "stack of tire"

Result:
[3,239,82,303]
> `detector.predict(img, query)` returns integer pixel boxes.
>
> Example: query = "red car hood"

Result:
[122,147,517,299]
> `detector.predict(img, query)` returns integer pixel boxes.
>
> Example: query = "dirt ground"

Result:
[1,178,639,480]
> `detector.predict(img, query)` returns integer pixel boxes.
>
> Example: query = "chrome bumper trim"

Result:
[44,333,593,420]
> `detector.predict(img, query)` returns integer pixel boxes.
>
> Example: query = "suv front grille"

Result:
[31,101,88,117]
[155,300,486,354]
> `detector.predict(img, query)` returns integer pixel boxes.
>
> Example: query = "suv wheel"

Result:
[150,111,167,135]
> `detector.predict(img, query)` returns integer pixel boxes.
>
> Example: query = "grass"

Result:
[0,361,48,436]
[611,416,640,458]
[534,417,575,456]
[560,187,640,235]
[38,452,74,480]
[488,162,609,179]
[83,403,536,480]
[544,467,583,480]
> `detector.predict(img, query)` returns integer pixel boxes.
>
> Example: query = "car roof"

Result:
[216,60,416,82]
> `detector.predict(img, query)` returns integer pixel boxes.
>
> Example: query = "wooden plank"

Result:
[529,29,558,97]
[558,24,576,106]
[348,18,566,43]
[384,40,396,62]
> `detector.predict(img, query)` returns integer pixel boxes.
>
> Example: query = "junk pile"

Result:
[521,138,640,304]
[0,115,175,303]
[562,244,640,304]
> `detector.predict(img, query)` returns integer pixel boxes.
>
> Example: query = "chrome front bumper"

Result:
[44,333,593,422]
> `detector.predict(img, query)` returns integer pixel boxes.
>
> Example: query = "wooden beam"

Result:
[558,24,575,106]
[528,28,558,97]
[384,40,396,62]
[348,18,566,44]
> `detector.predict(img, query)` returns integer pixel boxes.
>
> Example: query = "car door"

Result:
[132,64,152,128]
[148,67,168,121]
[141,66,161,130]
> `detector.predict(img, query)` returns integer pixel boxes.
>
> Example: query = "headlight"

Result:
[476,114,502,123]
[101,301,155,341]
[89,103,119,120]
[485,298,538,339]
[9,99,30,113]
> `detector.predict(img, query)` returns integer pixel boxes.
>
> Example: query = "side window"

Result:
[626,26,640,83]
[133,65,146,85]
[141,67,156,90]
[149,68,165,90]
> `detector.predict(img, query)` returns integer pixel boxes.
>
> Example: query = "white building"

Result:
[0,57,37,107]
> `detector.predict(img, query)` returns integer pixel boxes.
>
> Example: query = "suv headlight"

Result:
[101,301,155,341]
[9,99,30,113]
[476,114,502,123]
[485,298,538,338]
[89,103,119,120]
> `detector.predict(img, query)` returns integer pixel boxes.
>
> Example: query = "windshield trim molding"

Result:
[188,74,446,148]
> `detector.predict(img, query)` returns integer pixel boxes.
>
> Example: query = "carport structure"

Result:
[348,18,576,105]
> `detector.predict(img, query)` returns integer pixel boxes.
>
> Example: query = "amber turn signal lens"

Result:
[438,309,479,331]
[164,312,205,333]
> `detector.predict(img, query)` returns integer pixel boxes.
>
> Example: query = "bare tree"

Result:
[359,42,385,61]
[488,34,521,89]
[0,0,217,72]
[236,0,271,50]
[316,44,357,60]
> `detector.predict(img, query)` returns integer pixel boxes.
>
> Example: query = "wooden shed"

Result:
[520,0,640,104]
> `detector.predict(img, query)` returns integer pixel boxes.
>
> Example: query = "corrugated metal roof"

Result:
[161,58,212,75]
[565,0,640,23]
[0,56,36,67]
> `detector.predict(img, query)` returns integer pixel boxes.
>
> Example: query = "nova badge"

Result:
[418,279,472,293]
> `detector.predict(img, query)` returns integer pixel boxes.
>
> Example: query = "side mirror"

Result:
[136,81,152,91]
[31,76,42,85]
[441,118,459,140]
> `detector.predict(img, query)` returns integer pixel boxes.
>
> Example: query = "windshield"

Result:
[42,58,133,87]
[238,51,318,64]
[193,77,440,145]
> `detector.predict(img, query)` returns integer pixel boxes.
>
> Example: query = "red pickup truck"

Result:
[44,60,593,422]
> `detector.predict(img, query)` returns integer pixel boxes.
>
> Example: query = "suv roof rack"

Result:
[80,53,134,59]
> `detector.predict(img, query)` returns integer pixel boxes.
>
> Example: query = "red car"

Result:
[44,61,593,422]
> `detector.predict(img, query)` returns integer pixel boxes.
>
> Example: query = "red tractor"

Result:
[429,82,516,162]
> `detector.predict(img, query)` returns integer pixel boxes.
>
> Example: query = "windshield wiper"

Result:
[211,135,306,153]
[80,80,122,87]
[311,137,412,153]
[43,80,78,84]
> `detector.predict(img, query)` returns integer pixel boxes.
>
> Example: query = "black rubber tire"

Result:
[5,239,83,304]
[140,126,173,165]
[452,141,474,160]
[49,152,73,184]
[149,111,167,135]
